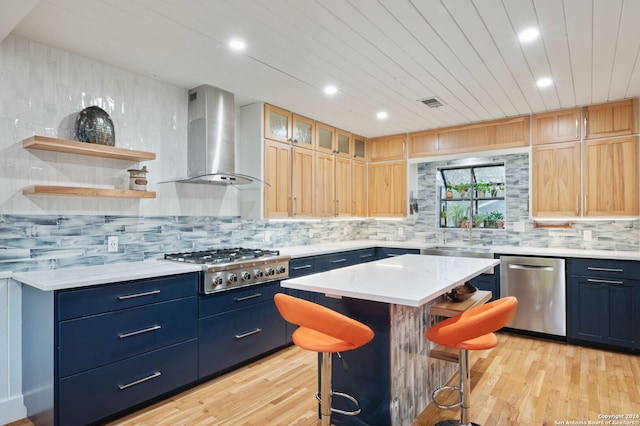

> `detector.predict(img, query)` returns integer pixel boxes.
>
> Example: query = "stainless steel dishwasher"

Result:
[500,256,566,337]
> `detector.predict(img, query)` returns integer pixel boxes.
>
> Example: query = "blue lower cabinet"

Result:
[470,264,499,301]
[375,247,419,259]
[58,340,198,426]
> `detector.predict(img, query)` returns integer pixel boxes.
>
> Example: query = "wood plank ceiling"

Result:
[7,0,640,138]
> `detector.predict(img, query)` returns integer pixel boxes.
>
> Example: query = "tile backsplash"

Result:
[1,34,638,273]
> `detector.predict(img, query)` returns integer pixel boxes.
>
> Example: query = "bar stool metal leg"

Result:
[434,349,479,426]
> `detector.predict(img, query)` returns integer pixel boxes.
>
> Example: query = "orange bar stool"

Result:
[274,293,374,426]
[426,296,517,426]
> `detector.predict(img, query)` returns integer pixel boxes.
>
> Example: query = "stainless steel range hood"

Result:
[163,84,262,185]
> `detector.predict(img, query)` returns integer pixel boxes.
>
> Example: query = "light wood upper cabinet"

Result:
[291,147,314,218]
[583,99,638,140]
[352,134,367,162]
[335,129,353,159]
[334,157,352,217]
[367,161,406,217]
[315,122,335,155]
[263,140,291,218]
[352,161,367,216]
[531,142,581,217]
[264,104,292,144]
[314,152,335,217]
[291,114,315,148]
[408,116,529,157]
[583,136,639,217]
[532,108,581,145]
[368,134,406,162]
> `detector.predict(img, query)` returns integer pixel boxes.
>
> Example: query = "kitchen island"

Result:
[281,254,499,426]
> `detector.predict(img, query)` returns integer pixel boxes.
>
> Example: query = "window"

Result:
[437,163,505,229]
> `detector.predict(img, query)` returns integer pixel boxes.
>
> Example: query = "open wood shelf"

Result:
[23,135,156,161]
[429,344,459,362]
[23,185,156,199]
[430,290,492,317]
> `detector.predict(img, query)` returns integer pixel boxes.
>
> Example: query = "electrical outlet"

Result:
[583,230,593,241]
[107,236,118,252]
[514,221,525,232]
[265,231,271,242]
[398,226,404,236]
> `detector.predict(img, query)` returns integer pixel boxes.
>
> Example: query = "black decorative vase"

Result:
[75,106,115,146]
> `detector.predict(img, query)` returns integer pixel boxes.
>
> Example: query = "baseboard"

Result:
[0,395,27,425]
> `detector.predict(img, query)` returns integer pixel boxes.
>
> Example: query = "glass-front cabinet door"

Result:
[315,122,335,154]
[292,114,314,148]
[438,163,506,229]
[335,129,352,158]
[353,135,366,162]
[264,104,291,143]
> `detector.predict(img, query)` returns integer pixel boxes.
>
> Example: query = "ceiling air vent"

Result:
[419,97,444,108]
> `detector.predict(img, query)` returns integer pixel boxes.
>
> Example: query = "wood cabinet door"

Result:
[583,136,639,216]
[291,114,314,149]
[335,129,353,159]
[367,161,406,217]
[291,147,314,218]
[334,157,352,217]
[314,152,335,217]
[408,130,438,158]
[352,161,367,216]
[263,140,291,218]
[584,99,638,139]
[367,134,406,162]
[531,142,581,217]
[315,122,335,155]
[352,135,367,162]
[532,108,580,145]
[264,104,291,143]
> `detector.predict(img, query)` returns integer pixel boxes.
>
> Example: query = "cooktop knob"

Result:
[227,273,237,283]
[241,271,251,280]
[213,276,224,286]
[265,267,275,276]
[276,265,286,274]
[254,269,264,278]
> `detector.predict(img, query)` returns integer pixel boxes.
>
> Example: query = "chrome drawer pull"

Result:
[118,371,161,390]
[292,264,312,270]
[359,254,373,259]
[118,325,161,339]
[587,278,624,285]
[587,267,624,273]
[235,328,263,339]
[331,258,347,264]
[117,289,161,300]
[235,293,262,302]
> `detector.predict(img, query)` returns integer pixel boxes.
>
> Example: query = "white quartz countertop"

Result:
[281,254,499,307]
[12,259,202,291]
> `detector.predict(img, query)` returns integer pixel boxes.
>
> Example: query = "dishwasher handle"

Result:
[507,263,555,272]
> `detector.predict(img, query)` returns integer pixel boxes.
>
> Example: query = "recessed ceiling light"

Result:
[377,111,388,120]
[536,77,553,88]
[229,39,246,51]
[324,85,338,96]
[518,27,540,43]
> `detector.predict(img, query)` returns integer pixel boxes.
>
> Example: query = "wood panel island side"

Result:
[280,254,499,426]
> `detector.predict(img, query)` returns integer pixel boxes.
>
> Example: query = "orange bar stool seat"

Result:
[274,293,374,426]
[426,296,518,426]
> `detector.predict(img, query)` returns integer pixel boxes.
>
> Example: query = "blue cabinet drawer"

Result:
[198,301,286,378]
[289,257,316,278]
[57,272,199,320]
[198,281,281,318]
[58,297,197,377]
[568,258,640,279]
[58,339,198,426]
[375,247,420,259]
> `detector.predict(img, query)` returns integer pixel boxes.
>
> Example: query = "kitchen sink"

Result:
[420,246,494,259]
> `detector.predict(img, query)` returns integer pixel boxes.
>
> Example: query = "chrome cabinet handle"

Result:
[587,278,624,285]
[587,267,624,273]
[575,118,579,139]
[359,254,373,259]
[118,325,161,339]
[118,371,161,390]
[235,328,262,339]
[235,293,262,302]
[117,289,160,300]
[331,258,347,264]
[292,264,312,270]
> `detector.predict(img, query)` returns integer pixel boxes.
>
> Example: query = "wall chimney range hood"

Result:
[163,84,263,185]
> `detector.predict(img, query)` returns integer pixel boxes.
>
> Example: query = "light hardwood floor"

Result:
[9,333,640,426]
